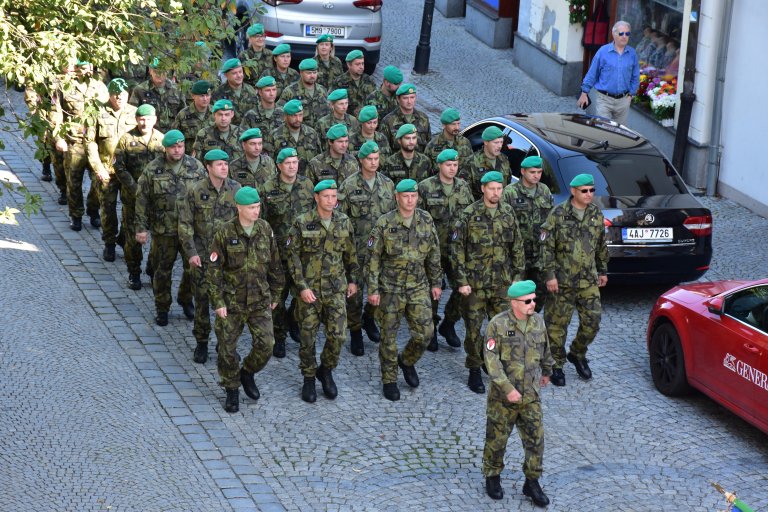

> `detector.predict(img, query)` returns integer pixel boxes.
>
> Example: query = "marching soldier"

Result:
[172,80,213,156]
[192,99,243,160]
[212,59,259,125]
[306,124,359,185]
[348,105,391,158]
[238,23,273,86]
[364,65,403,119]
[240,75,284,136]
[268,99,322,176]
[380,123,432,185]
[228,128,277,189]
[278,58,329,131]
[260,44,299,99]
[467,126,511,200]
[424,108,473,173]
[128,58,185,132]
[331,50,376,115]
[314,34,344,89]
[315,88,360,145]
[380,83,431,154]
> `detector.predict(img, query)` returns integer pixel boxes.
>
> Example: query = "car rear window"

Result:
[558,154,688,196]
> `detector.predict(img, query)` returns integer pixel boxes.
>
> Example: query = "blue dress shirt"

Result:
[581,42,640,96]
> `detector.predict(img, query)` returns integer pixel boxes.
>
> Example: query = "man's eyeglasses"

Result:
[577,188,596,194]
[617,31,631,36]
[513,298,536,304]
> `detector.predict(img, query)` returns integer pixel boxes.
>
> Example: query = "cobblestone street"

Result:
[1,1,767,510]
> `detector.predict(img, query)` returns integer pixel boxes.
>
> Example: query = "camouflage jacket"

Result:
[114,128,166,197]
[173,106,212,155]
[52,77,110,143]
[228,154,277,188]
[316,56,344,90]
[501,181,554,264]
[238,47,273,86]
[277,81,329,130]
[484,311,554,403]
[380,150,433,185]
[316,113,360,145]
[366,209,442,295]
[348,130,391,158]
[86,103,137,176]
[207,218,285,310]
[260,67,300,99]
[261,174,315,254]
[380,109,432,154]
[240,103,284,134]
[451,200,525,293]
[417,176,474,256]
[306,151,359,185]
[128,79,186,132]
[267,124,322,175]
[364,88,397,119]
[192,125,244,160]
[178,176,241,260]
[337,171,396,253]
[539,200,609,288]
[424,131,474,173]
[211,82,259,125]
[331,72,376,114]
[135,155,206,235]
[286,209,360,296]
[466,150,512,200]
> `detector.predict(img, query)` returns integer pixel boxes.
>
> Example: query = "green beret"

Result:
[234,186,260,205]
[507,280,536,298]
[314,179,338,193]
[382,65,404,85]
[195,41,208,49]
[482,126,504,141]
[395,179,418,193]
[220,58,242,74]
[326,124,348,141]
[358,140,379,159]
[191,80,212,95]
[327,88,348,102]
[395,123,417,140]
[246,23,264,37]
[316,34,334,44]
[283,99,303,115]
[436,148,459,164]
[162,130,185,147]
[212,99,234,113]
[481,171,504,184]
[440,108,460,125]
[107,78,128,95]
[521,156,543,169]
[148,57,160,69]
[396,83,417,96]
[358,105,378,123]
[255,75,276,88]
[570,173,595,187]
[135,104,156,117]
[299,58,318,71]
[76,60,90,67]
[204,149,229,162]
[239,128,262,142]
[272,43,291,56]
[276,147,298,164]
[345,49,364,62]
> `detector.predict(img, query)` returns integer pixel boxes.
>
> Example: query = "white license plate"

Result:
[622,227,673,243]
[305,25,346,38]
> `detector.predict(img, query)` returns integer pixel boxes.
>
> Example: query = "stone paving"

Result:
[1,1,767,510]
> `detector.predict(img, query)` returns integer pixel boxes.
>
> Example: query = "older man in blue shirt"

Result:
[578,20,640,126]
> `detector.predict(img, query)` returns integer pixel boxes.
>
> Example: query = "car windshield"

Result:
[558,154,688,197]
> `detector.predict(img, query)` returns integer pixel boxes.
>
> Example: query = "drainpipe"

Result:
[672,0,699,174]
[705,0,734,196]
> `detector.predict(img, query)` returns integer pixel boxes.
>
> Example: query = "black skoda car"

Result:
[462,113,713,283]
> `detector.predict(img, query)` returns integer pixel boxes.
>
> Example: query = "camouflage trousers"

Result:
[431,256,464,324]
[120,195,143,276]
[64,141,100,218]
[544,284,601,367]
[464,288,507,369]
[271,268,296,344]
[95,175,120,244]
[296,292,347,377]
[375,288,433,384]
[149,234,194,313]
[191,263,212,344]
[482,397,544,479]
[215,304,274,390]
[524,265,548,314]
[48,143,66,193]
[346,284,377,332]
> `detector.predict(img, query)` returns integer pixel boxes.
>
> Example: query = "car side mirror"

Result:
[707,296,724,315]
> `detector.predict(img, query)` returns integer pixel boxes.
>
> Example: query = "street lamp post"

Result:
[413,0,436,75]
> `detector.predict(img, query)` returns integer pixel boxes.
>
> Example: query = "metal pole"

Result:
[413,0,435,75]
[672,0,700,175]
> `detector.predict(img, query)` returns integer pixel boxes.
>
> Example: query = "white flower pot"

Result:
[660,118,674,127]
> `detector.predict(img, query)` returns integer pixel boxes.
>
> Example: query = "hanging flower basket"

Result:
[567,0,590,25]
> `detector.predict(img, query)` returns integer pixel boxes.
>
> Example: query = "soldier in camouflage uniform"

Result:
[331,50,376,115]
[315,89,360,145]
[268,99,322,176]
[277,58,329,131]
[86,78,137,261]
[178,149,241,365]
[172,80,212,156]
[286,180,360,403]
[417,149,474,351]
[313,34,344,90]
[135,130,206,326]
[501,156,554,312]
[114,105,165,290]
[212,59,259,126]
[482,280,552,507]
[261,148,315,358]
[451,171,525,394]
[381,83,431,154]
[540,173,608,387]
[348,105,391,158]
[367,178,442,401]
[364,65,402,119]
[424,108,473,174]
[228,128,277,188]
[128,58,186,132]
[467,126,512,200]
[306,124,359,185]
[380,123,432,185]
[192,99,243,160]
[240,76,284,136]
[207,187,285,413]
[238,24,273,86]
[259,44,299,99]
[337,141,396,355]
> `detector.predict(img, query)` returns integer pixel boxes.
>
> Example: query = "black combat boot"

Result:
[468,368,485,394]
[127,273,142,290]
[69,216,82,231]
[155,312,168,326]
[177,299,194,320]
[523,478,550,507]
[103,243,116,262]
[382,382,400,401]
[302,377,317,403]
[567,352,593,380]
[239,369,260,400]
[426,326,438,352]
[41,159,52,181]
[193,343,208,364]
[224,389,239,413]
[485,475,503,500]
[438,319,462,347]
[398,354,419,388]
[362,313,380,343]
[89,212,101,228]
[550,368,566,387]
[316,365,338,399]
[58,192,67,205]
[116,229,125,248]
[350,330,364,356]
[272,340,286,358]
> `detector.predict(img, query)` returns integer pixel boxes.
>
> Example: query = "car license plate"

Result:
[622,227,673,243]
[305,25,346,38]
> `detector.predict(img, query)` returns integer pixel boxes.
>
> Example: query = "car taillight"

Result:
[683,215,712,236]
[603,218,612,227]
[364,36,381,43]
[262,0,302,6]
[354,0,383,12]
[265,31,283,38]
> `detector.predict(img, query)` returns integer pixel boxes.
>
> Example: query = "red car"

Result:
[647,279,768,434]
